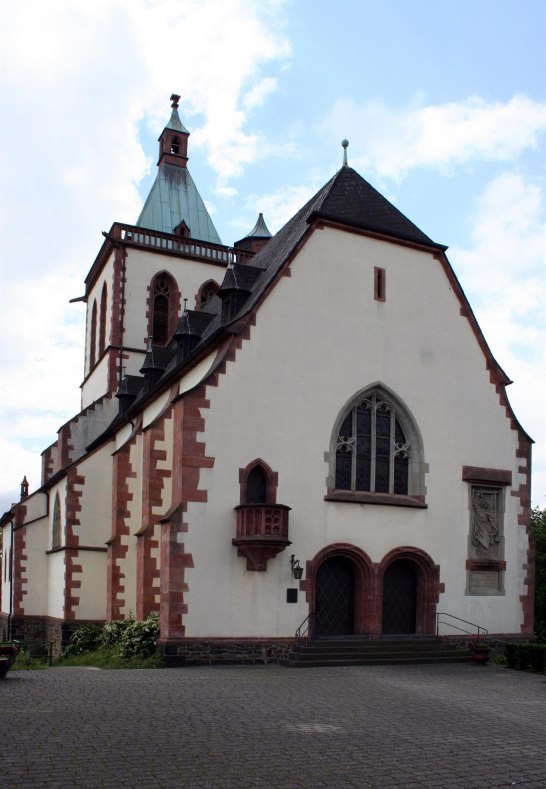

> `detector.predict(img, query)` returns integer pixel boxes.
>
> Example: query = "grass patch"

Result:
[56,646,166,670]
[11,650,49,672]
[490,655,507,666]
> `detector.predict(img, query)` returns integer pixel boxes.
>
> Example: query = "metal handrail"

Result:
[436,612,488,638]
[6,640,54,667]
[294,611,315,642]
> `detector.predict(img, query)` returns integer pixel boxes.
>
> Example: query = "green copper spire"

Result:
[135,95,222,245]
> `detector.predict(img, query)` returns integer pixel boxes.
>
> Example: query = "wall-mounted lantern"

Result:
[290,554,304,580]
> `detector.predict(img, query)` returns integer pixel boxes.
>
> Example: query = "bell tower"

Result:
[157,94,189,168]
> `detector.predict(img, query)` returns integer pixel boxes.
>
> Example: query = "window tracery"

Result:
[197,280,219,310]
[152,277,171,346]
[335,392,410,495]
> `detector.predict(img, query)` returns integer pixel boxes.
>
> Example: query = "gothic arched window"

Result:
[153,277,171,346]
[89,300,97,368]
[52,492,62,549]
[197,280,219,310]
[98,282,107,355]
[330,387,425,502]
[147,272,180,348]
[239,460,278,505]
[246,466,267,504]
[335,392,409,494]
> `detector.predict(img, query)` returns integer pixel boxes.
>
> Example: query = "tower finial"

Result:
[342,139,349,167]
[170,93,180,109]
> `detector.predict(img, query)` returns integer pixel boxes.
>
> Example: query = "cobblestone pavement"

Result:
[1,663,545,788]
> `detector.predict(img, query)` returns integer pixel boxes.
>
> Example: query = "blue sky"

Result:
[1,0,545,510]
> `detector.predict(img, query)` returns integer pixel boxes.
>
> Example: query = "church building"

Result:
[0,96,534,660]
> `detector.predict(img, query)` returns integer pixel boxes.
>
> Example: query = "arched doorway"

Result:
[315,557,355,637]
[382,559,418,634]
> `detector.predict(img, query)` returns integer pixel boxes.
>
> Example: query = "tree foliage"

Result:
[531,506,546,641]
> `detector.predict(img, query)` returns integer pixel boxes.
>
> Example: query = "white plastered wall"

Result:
[122,248,223,350]
[179,226,525,637]
[71,446,113,620]
[47,480,67,618]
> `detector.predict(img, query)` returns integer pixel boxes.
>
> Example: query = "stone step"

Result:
[291,647,467,659]
[284,654,472,668]
[284,638,471,667]
[295,640,449,654]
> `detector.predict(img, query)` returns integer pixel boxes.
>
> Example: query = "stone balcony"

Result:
[232,504,291,571]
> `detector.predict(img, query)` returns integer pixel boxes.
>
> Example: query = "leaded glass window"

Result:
[153,277,170,345]
[52,493,62,549]
[335,393,410,495]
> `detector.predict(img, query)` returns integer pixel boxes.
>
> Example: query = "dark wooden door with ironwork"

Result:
[315,558,355,637]
[382,559,417,634]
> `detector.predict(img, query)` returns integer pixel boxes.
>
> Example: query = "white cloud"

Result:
[323,95,546,180]
[0,0,292,503]
[449,172,546,505]
[241,182,321,234]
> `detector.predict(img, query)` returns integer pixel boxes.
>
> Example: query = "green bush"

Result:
[504,642,546,673]
[117,613,160,660]
[62,624,103,658]
[518,644,531,670]
[505,643,519,669]
[100,618,133,647]
[529,644,546,673]
[60,614,160,664]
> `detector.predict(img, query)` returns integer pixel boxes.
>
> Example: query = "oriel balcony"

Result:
[232,504,291,571]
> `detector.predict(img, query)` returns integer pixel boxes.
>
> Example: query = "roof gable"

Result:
[310,166,442,248]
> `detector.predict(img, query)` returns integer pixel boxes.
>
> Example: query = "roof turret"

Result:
[234,212,272,254]
[135,95,222,244]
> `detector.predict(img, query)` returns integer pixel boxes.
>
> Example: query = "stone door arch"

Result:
[308,544,374,638]
[379,547,441,636]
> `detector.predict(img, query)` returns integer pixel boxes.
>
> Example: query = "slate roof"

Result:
[310,166,441,248]
[91,164,452,448]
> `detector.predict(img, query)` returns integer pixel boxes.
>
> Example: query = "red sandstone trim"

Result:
[510,437,534,634]
[64,469,85,620]
[108,438,136,619]
[137,411,173,619]
[238,459,278,505]
[462,466,512,485]
[145,270,181,347]
[12,508,27,615]
[303,544,442,639]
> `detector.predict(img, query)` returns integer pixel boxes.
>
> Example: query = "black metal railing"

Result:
[295,611,315,642]
[2,640,54,667]
[435,612,488,638]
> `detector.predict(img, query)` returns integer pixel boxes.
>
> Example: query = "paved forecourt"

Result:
[1,662,545,788]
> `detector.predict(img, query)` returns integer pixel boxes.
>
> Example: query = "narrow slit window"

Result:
[374,267,386,302]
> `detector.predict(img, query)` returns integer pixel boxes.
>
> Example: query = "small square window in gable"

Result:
[374,267,386,302]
